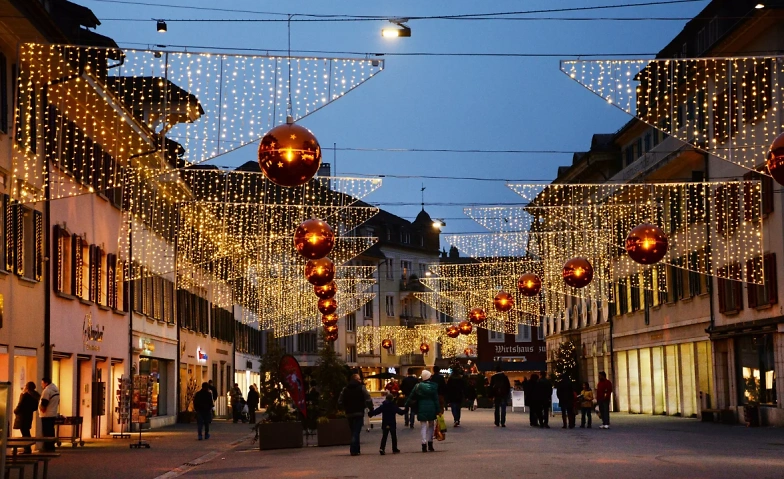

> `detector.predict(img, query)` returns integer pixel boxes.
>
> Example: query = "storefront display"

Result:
[138,358,168,417]
[736,334,777,406]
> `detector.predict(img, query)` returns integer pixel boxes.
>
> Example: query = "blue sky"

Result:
[82,0,709,239]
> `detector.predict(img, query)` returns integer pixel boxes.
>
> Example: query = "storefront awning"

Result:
[708,316,783,339]
[477,361,546,372]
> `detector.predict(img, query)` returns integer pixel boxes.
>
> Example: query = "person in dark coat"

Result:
[400,368,419,428]
[465,380,477,411]
[13,382,40,454]
[445,372,466,427]
[193,382,215,440]
[369,393,405,455]
[535,372,553,428]
[489,365,511,427]
[431,370,447,410]
[523,376,538,427]
[246,385,260,424]
[556,377,576,429]
[338,374,372,456]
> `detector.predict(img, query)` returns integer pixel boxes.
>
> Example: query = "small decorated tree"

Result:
[552,340,579,384]
[312,338,349,419]
[259,335,293,422]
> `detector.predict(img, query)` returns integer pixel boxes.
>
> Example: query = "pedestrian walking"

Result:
[400,368,419,428]
[596,371,613,429]
[445,370,466,427]
[535,373,552,428]
[465,380,477,411]
[338,374,373,456]
[579,382,594,428]
[489,365,511,427]
[384,378,400,396]
[556,376,576,429]
[193,382,214,440]
[230,383,244,423]
[405,370,440,453]
[523,376,538,427]
[369,393,405,455]
[13,382,40,454]
[39,377,60,452]
[246,384,260,424]
[431,369,447,411]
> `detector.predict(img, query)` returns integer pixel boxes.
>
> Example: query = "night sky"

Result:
[83,0,709,240]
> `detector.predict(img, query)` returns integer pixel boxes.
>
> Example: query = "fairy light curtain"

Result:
[356,323,477,357]
[560,56,780,174]
[14,43,384,202]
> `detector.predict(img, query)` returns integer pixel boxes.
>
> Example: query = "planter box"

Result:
[258,421,304,450]
[317,418,351,447]
[476,397,493,409]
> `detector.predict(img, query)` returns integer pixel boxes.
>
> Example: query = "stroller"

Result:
[239,398,250,423]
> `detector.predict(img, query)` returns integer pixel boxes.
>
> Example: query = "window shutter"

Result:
[746,259,757,309]
[33,210,43,281]
[742,173,754,222]
[733,265,744,311]
[72,235,82,297]
[715,186,726,235]
[95,247,102,304]
[13,204,23,276]
[766,253,778,305]
[3,195,11,272]
[53,225,63,292]
[106,254,115,309]
[762,175,774,216]
[717,277,726,313]
[88,245,96,302]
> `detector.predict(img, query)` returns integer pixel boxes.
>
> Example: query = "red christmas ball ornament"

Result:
[563,257,594,288]
[625,223,669,265]
[446,325,460,338]
[318,297,338,315]
[463,348,474,356]
[419,343,430,354]
[517,273,542,297]
[305,257,335,286]
[468,307,487,324]
[325,332,338,342]
[767,131,784,186]
[322,313,338,327]
[458,320,473,335]
[324,324,338,335]
[494,291,515,312]
[314,281,337,300]
[381,339,393,350]
[258,121,322,187]
[294,218,335,260]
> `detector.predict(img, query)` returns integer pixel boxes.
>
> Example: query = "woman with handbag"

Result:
[405,370,440,453]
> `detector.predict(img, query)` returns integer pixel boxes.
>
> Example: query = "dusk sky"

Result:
[82,0,709,241]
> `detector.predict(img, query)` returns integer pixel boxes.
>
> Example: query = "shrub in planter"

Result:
[257,336,303,450]
[258,421,304,450]
[312,341,352,446]
[316,416,351,447]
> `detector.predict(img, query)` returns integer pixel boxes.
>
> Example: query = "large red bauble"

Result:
[494,291,514,312]
[324,324,338,335]
[321,313,338,327]
[517,273,542,297]
[382,339,393,350]
[468,307,487,324]
[458,320,473,335]
[294,218,335,260]
[305,258,335,286]
[318,297,338,315]
[767,131,784,186]
[563,257,594,288]
[314,281,337,300]
[446,325,460,338]
[258,122,322,187]
[419,343,430,354]
[625,223,668,265]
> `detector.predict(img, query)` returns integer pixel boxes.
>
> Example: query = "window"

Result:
[717,264,743,314]
[363,299,373,318]
[668,190,682,234]
[386,229,391,241]
[630,280,641,312]
[400,260,412,279]
[346,312,356,332]
[713,85,738,142]
[346,345,357,363]
[742,59,772,124]
[297,332,317,353]
[743,171,774,221]
[9,205,43,282]
[747,254,777,308]
[489,330,505,343]
[400,231,410,244]
[515,325,531,343]
[14,71,36,153]
[418,263,427,278]
[624,146,634,167]
[385,295,395,316]
[687,181,705,224]
[0,53,6,134]
[537,326,544,340]
[715,184,741,236]
[736,334,776,406]
[419,301,427,318]
[385,258,394,279]
[617,278,628,315]
[53,226,71,293]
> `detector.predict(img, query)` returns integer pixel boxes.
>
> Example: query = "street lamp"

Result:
[755,3,765,8]
[156,20,167,33]
[432,219,446,229]
[382,19,411,38]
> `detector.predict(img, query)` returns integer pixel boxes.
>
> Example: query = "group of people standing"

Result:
[12,377,60,453]
[523,371,613,430]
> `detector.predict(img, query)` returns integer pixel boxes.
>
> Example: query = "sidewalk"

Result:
[44,419,255,479]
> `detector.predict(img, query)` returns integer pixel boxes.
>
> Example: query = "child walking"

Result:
[579,382,594,428]
[369,393,405,455]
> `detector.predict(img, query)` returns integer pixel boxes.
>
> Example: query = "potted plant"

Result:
[257,336,303,450]
[312,340,351,447]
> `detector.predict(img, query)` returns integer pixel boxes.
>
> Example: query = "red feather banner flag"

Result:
[279,354,307,419]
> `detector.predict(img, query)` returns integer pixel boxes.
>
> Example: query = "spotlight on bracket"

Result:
[382,19,411,38]
[157,20,168,33]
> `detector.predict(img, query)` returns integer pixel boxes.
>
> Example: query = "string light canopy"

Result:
[356,323,477,357]
[767,131,784,185]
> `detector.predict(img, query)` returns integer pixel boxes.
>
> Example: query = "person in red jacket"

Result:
[596,371,613,429]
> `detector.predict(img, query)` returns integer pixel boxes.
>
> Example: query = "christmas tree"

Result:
[553,340,579,383]
[259,335,293,422]
[313,338,349,418]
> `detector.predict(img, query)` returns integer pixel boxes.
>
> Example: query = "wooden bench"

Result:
[5,452,60,479]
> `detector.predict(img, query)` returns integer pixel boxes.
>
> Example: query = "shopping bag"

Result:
[437,414,447,433]
[434,421,446,441]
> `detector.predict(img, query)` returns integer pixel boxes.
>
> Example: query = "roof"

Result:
[413,209,433,226]
[106,77,205,116]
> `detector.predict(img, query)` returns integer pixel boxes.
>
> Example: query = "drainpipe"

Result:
[704,152,716,334]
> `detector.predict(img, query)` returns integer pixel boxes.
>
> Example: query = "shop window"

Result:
[736,334,776,406]
[717,264,743,314]
[747,254,777,308]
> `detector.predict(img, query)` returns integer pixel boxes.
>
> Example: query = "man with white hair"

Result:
[405,370,441,452]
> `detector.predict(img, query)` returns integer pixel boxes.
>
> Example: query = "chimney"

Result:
[317,162,331,177]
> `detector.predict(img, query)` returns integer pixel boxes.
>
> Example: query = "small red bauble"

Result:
[517,273,542,297]
[318,297,338,315]
[419,343,430,354]
[305,258,335,286]
[314,281,337,300]
[562,257,594,288]
[258,122,322,187]
[458,320,473,335]
[294,218,335,260]
[446,325,460,338]
[382,339,393,350]
[494,291,514,312]
[322,313,338,327]
[767,131,784,186]
[463,348,474,356]
[324,324,338,335]
[625,223,668,265]
[468,307,487,324]
[325,332,338,342]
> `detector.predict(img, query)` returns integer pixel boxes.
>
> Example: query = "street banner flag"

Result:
[279,354,307,418]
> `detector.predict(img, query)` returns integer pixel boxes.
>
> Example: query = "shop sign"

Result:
[197,347,208,363]
[439,368,452,375]
[216,348,229,355]
[82,312,104,351]
[139,337,155,355]
[387,367,397,375]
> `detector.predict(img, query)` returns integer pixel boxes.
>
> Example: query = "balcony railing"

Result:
[399,315,429,327]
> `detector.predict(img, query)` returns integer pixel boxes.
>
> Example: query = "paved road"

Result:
[184,410,784,479]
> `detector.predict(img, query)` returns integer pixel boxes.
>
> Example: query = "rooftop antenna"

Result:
[420,184,426,211]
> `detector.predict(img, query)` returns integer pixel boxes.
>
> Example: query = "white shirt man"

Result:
[39,378,60,451]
